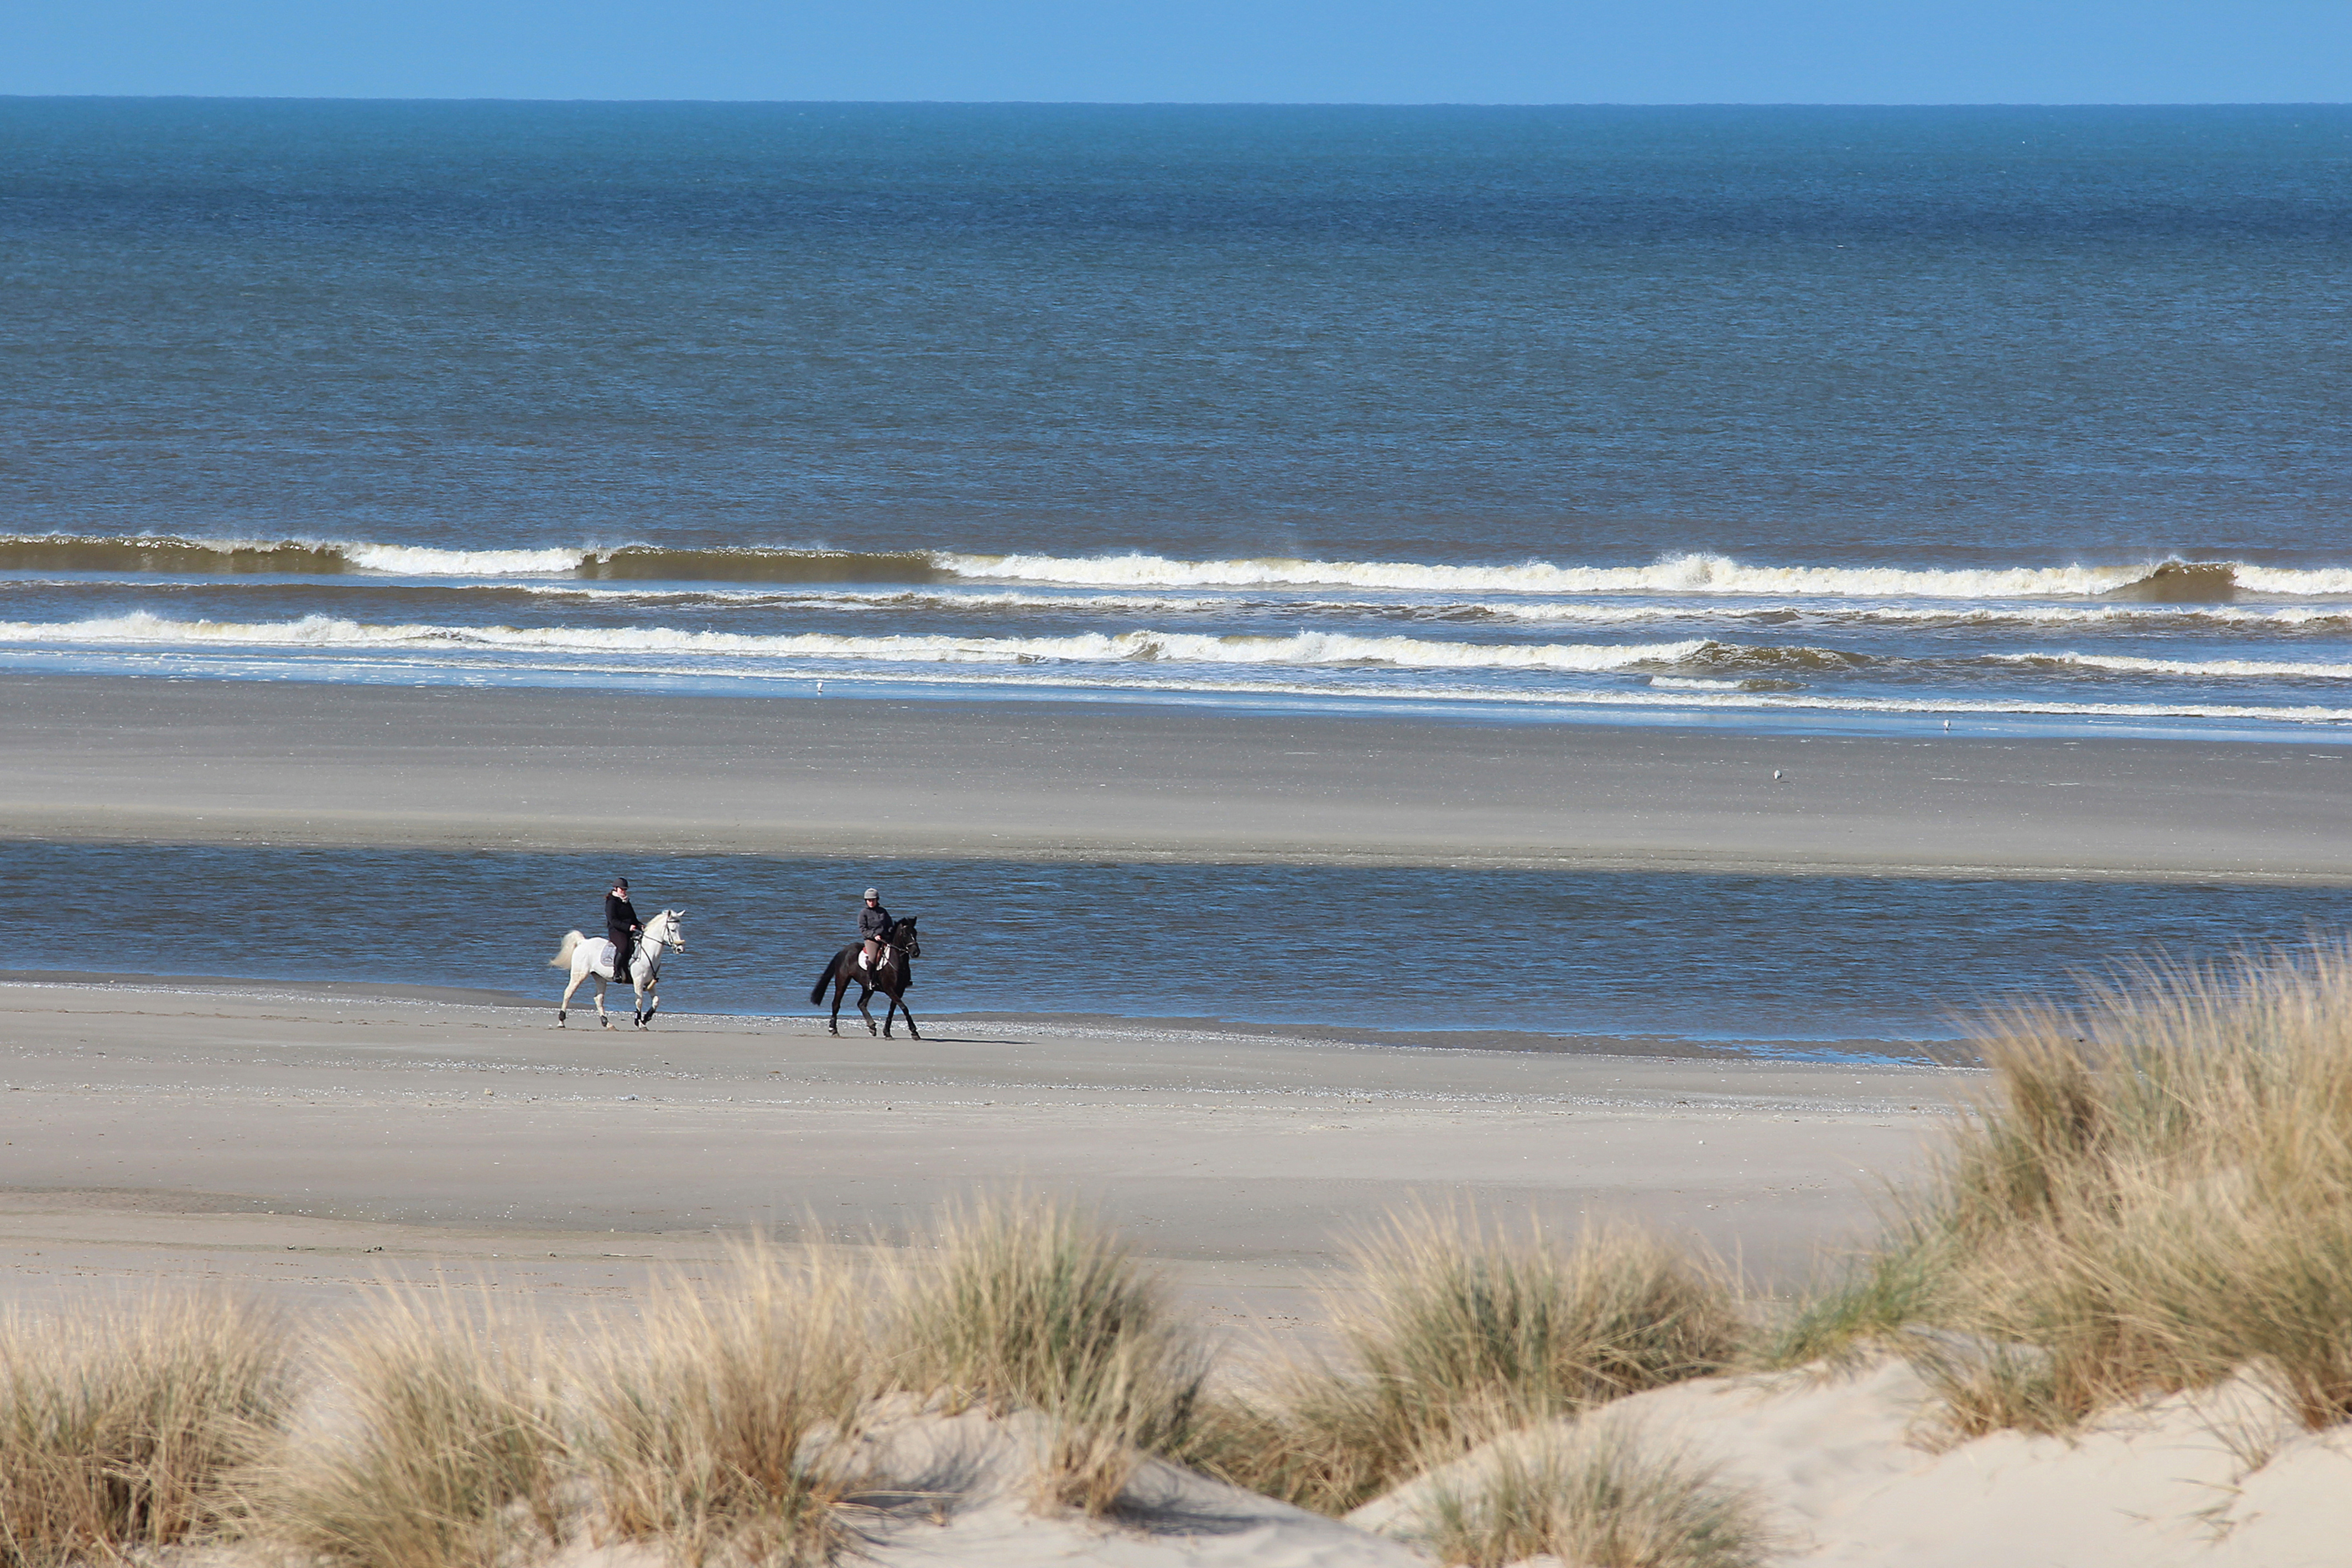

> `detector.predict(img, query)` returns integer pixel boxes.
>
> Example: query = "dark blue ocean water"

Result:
[4,101,2352,733]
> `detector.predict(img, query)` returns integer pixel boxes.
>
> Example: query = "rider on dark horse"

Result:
[860,887,917,988]
[858,887,892,971]
[606,877,642,983]
[812,888,921,1037]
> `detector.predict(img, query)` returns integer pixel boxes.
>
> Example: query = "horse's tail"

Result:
[551,930,585,969]
[809,948,846,1005]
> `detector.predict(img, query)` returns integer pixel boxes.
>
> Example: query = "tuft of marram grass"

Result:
[574,1237,873,1565]
[266,1286,566,1568]
[0,1291,294,1567]
[1410,1418,1773,1568]
[886,1194,1209,1514]
[1778,942,2352,1432]
[1198,1211,1741,1515]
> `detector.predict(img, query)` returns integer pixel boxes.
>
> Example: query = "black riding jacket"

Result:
[606,892,642,937]
[858,903,893,943]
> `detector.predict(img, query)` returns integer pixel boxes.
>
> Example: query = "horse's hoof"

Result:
[555,1012,566,1026]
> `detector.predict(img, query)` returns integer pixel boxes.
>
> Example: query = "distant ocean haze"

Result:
[3,100,2350,734]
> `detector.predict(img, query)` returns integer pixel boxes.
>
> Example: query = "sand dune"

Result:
[1354,1356,2352,1567]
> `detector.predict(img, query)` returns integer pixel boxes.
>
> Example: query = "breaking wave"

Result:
[8,533,2352,602]
[940,551,2352,601]
[0,534,945,583]
[0,612,1708,673]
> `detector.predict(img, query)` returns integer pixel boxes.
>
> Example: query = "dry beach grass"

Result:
[0,1293,293,1568]
[883,1196,1210,1514]
[1775,941,2352,1437]
[1191,1212,1740,1515]
[1407,1419,1773,1568]
[9,950,2352,1564]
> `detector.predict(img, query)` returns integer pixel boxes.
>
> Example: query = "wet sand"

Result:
[5,674,2350,878]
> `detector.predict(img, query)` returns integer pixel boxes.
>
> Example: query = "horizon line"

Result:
[7,93,2350,110]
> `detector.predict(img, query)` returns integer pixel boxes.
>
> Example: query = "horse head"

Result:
[896,915,920,959]
[652,909,686,951]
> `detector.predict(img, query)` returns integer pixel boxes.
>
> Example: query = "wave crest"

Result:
[0,611,1708,673]
[9,534,2352,602]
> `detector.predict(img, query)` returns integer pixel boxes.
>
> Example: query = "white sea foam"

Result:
[503,584,1226,613]
[940,549,2161,598]
[19,611,2348,726]
[342,543,591,575]
[2236,565,2352,596]
[0,612,1704,673]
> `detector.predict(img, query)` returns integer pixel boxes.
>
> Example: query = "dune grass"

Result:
[885,1195,1210,1513]
[1409,1419,1772,1568]
[574,1238,873,1565]
[0,1292,294,1568]
[267,1287,566,1568]
[1774,942,2352,1432]
[1195,1211,1741,1515]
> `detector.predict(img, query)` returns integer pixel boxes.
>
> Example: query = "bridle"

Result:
[635,912,684,963]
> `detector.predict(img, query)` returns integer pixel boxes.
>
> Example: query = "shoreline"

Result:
[0,972,1952,1064]
[7,674,2351,881]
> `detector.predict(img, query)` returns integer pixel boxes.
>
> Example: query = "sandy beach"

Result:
[7,674,2350,878]
[0,977,1950,1322]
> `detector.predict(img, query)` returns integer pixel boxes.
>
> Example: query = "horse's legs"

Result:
[558,968,584,1026]
[855,983,877,1036]
[828,970,847,1036]
[594,975,611,1029]
[897,991,920,1040]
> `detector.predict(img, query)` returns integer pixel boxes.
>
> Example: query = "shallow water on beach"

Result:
[15,842,2349,1051]
[5,102,2352,736]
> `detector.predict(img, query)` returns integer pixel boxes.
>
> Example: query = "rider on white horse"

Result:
[606,877,642,981]
[553,902,685,1029]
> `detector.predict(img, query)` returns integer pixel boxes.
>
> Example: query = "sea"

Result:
[6,100,2351,1048]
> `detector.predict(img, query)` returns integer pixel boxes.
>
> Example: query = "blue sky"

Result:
[9,0,2349,103]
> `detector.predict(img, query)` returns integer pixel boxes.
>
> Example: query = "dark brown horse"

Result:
[808,915,922,1037]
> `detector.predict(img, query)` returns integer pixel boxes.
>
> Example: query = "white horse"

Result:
[550,909,685,1029]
